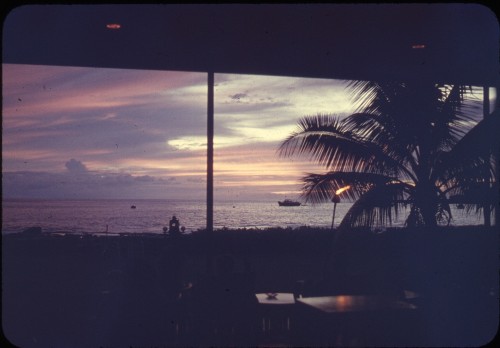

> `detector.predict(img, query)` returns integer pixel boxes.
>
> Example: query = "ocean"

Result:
[1,199,484,235]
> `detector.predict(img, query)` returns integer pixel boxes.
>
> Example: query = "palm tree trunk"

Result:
[415,147,438,227]
[414,176,438,227]
[421,203,438,227]
[484,205,491,226]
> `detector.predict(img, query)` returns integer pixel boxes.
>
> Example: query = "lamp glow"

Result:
[106,23,121,30]
[331,185,351,229]
[335,185,351,195]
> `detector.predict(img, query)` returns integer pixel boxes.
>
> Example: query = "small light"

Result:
[412,44,426,49]
[106,23,121,30]
[335,185,351,195]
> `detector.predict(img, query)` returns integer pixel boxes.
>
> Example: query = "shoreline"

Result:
[2,222,493,235]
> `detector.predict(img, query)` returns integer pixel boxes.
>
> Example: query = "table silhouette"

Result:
[295,295,417,346]
[255,293,295,339]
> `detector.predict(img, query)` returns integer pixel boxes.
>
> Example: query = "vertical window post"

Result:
[207,71,214,273]
[207,71,214,234]
[496,85,500,226]
[483,86,491,226]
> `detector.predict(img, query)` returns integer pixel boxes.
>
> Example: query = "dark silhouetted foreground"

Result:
[2,226,498,347]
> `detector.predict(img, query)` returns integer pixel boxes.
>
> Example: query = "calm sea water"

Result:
[1,199,484,235]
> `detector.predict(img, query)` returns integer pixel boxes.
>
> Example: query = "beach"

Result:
[2,225,498,347]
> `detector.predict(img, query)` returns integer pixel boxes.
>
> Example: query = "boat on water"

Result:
[278,199,301,206]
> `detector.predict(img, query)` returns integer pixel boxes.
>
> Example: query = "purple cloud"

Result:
[65,158,88,174]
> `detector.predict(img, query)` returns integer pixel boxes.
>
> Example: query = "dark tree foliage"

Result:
[279,81,498,228]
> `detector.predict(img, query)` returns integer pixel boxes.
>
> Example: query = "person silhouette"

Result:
[169,215,180,236]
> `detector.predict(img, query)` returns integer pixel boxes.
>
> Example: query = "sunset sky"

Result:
[3,4,496,203]
[2,63,357,201]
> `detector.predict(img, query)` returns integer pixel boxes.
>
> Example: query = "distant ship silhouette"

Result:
[278,199,301,206]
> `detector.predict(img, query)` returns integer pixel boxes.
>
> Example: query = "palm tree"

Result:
[279,81,498,228]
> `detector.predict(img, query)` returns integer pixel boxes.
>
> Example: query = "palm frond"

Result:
[279,80,491,228]
[300,171,398,203]
[278,114,414,180]
[339,181,412,228]
[432,84,482,150]
[342,112,418,178]
[435,110,499,191]
[405,198,452,227]
[278,114,351,159]
[348,82,479,152]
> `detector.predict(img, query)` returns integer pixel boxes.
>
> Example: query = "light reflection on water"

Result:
[1,199,486,235]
